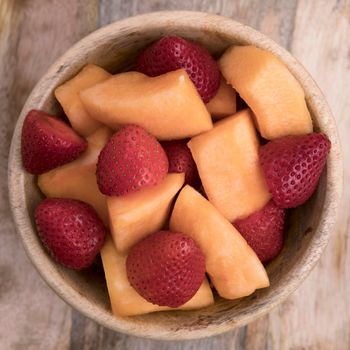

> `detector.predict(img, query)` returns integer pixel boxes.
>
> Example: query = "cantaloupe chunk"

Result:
[38,127,113,225]
[55,64,111,136]
[219,46,312,139]
[107,173,185,253]
[169,186,269,299]
[206,77,236,119]
[101,235,214,316]
[80,69,213,140]
[188,109,271,222]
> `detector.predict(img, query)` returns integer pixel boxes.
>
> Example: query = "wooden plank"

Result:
[66,1,298,349]
[99,0,298,49]
[96,1,349,349]
[0,1,98,349]
[262,1,350,349]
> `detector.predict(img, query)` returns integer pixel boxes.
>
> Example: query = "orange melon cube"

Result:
[107,173,185,253]
[101,235,214,316]
[219,46,312,139]
[188,109,271,222]
[80,69,213,140]
[55,64,111,136]
[206,76,236,119]
[169,185,269,299]
[38,127,113,225]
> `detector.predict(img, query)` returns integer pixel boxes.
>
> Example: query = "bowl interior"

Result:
[9,12,341,340]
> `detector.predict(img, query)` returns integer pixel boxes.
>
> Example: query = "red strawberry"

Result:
[161,140,200,188]
[21,110,87,174]
[136,36,220,103]
[234,200,285,263]
[126,231,205,308]
[35,198,106,270]
[96,125,168,196]
[259,133,331,208]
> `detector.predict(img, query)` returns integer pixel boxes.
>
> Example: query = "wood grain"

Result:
[74,1,300,348]
[262,1,350,349]
[1,0,348,349]
[0,1,98,349]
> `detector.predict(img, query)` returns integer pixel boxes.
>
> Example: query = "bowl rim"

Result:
[8,11,343,340]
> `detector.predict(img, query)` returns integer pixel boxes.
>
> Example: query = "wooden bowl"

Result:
[8,12,343,340]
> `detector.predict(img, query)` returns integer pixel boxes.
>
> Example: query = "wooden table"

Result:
[0,1,348,349]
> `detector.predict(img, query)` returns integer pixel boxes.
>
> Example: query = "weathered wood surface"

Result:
[0,0,348,349]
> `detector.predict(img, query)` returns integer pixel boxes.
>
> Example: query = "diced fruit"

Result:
[101,235,214,316]
[38,127,112,225]
[234,200,285,263]
[136,36,220,103]
[126,231,206,307]
[206,76,237,119]
[219,46,313,139]
[108,173,185,253]
[80,69,213,140]
[21,110,87,174]
[259,133,331,208]
[161,140,200,187]
[35,198,106,269]
[97,125,168,196]
[188,109,271,222]
[169,186,269,299]
[55,64,111,136]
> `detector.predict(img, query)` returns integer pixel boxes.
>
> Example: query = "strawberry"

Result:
[161,140,200,188]
[126,231,205,308]
[234,200,285,263]
[259,133,331,208]
[136,36,220,103]
[35,198,106,270]
[21,109,87,174]
[96,125,168,196]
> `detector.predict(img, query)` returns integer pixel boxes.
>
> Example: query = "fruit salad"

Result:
[21,36,331,317]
